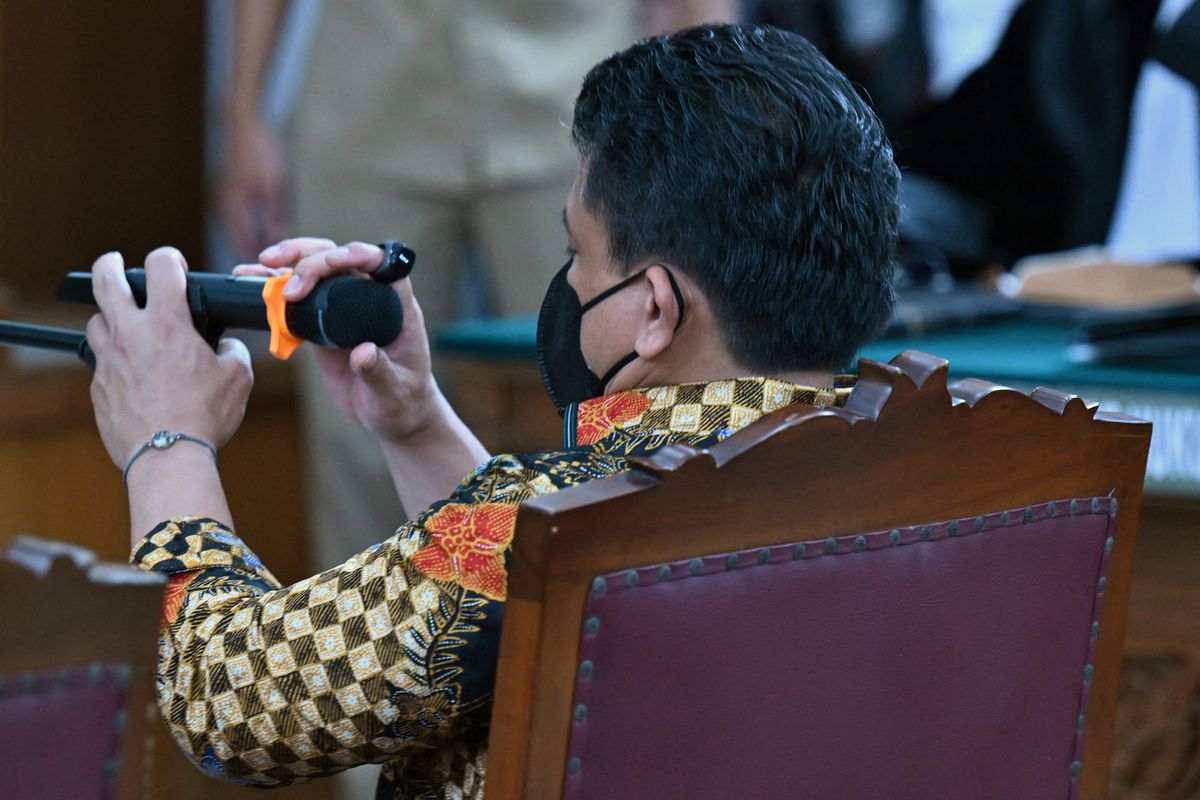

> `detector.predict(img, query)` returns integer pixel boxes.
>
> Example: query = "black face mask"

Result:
[536,259,686,411]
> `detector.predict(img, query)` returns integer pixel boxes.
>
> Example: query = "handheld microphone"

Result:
[56,269,404,360]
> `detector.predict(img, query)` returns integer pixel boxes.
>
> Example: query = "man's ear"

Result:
[633,264,685,360]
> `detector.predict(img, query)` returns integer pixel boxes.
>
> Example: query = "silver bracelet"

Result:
[122,431,217,489]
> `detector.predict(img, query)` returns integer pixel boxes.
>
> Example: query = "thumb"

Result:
[349,343,395,389]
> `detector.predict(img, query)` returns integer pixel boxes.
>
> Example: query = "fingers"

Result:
[144,247,191,320]
[325,241,384,270]
[232,263,289,278]
[279,240,384,302]
[217,337,255,386]
[85,312,110,353]
[90,251,136,319]
[257,237,336,267]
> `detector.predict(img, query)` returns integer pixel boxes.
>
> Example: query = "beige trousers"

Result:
[291,162,574,572]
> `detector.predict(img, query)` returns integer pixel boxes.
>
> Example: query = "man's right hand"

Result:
[234,238,442,445]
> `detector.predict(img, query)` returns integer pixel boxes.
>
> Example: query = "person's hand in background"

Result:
[217,119,289,259]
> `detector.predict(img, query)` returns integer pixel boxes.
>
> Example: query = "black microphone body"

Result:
[57,269,404,353]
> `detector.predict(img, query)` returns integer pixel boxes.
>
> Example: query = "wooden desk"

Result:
[440,314,1200,800]
[0,356,313,582]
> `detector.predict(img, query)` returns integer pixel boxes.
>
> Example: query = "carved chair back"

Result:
[0,536,166,799]
[484,352,1152,800]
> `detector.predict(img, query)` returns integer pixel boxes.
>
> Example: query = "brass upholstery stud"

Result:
[625,571,639,588]
[689,558,703,576]
[573,704,588,722]
[568,757,582,775]
[792,543,806,560]
[579,660,594,678]
[852,535,867,552]
[725,553,740,571]
[657,564,671,581]
[591,577,606,595]
[888,530,901,546]
[756,549,771,565]
[584,617,600,635]
[822,538,837,555]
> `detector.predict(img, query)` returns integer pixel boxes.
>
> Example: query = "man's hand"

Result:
[236,237,441,445]
[86,248,254,471]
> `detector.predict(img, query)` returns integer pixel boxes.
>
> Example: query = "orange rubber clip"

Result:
[262,271,303,360]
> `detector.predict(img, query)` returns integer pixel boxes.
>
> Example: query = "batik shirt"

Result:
[130,377,852,798]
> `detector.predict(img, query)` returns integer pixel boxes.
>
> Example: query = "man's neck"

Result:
[771,368,837,388]
[609,335,839,394]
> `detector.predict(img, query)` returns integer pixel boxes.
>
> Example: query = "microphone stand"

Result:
[0,321,95,368]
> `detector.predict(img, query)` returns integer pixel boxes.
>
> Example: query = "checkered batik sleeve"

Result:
[130,512,505,786]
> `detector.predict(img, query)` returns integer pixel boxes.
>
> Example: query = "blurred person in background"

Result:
[890,0,1200,272]
[752,0,1199,279]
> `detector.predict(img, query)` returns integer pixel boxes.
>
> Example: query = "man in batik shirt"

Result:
[86,24,899,798]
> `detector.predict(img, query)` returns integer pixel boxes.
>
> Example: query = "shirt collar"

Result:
[564,376,854,448]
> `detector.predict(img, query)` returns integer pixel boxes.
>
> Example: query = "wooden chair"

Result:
[0,536,166,799]
[485,351,1152,799]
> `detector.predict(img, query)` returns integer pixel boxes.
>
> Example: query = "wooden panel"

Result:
[447,358,562,454]
[0,359,312,583]
[1110,496,1200,800]
[0,1,205,303]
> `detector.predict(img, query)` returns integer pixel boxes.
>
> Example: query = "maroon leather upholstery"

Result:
[562,497,1116,800]
[0,664,130,798]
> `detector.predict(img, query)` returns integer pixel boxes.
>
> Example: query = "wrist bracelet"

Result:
[123,431,218,489]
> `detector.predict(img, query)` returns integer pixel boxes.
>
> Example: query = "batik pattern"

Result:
[130,377,851,798]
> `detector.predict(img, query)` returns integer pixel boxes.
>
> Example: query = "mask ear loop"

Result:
[592,266,689,392]
[664,268,687,331]
[576,268,649,315]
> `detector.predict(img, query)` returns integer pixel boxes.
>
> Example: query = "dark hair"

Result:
[572,24,899,371]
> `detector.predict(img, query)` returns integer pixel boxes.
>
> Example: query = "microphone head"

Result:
[285,275,404,348]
